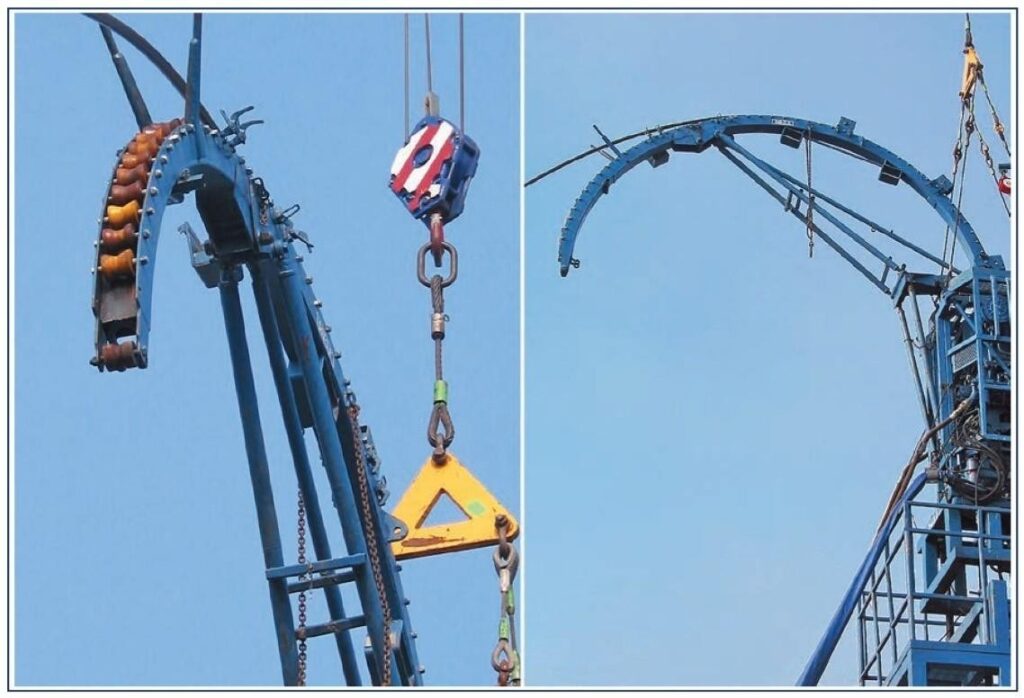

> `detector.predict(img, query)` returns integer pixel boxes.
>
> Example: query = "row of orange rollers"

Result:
[98,119,181,279]
[96,119,179,371]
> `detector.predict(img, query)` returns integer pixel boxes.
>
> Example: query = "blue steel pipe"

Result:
[272,254,399,685]
[218,268,300,686]
[797,473,928,686]
[249,262,363,685]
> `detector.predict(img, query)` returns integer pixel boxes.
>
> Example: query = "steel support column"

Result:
[249,262,363,685]
[218,267,300,685]
[272,254,399,685]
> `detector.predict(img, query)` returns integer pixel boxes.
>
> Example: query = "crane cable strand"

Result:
[403,14,410,140]
[948,116,970,275]
[459,13,465,131]
[804,131,815,258]
[940,102,968,274]
[424,13,433,96]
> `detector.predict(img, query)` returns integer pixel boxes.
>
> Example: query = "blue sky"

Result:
[524,11,1011,686]
[14,11,520,686]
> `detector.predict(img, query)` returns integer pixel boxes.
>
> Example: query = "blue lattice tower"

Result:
[857,269,1011,687]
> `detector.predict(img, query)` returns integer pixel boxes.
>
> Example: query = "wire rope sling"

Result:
[382,13,521,686]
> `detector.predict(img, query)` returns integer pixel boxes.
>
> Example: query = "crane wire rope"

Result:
[404,14,410,140]
[424,13,433,96]
[805,130,815,257]
[400,16,520,683]
[459,13,465,131]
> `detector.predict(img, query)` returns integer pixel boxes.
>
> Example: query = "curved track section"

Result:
[92,120,256,370]
[557,114,995,277]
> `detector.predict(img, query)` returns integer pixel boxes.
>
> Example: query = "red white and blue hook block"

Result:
[389,115,479,225]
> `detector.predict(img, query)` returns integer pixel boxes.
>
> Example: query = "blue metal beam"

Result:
[555,114,997,277]
[218,267,300,686]
[250,263,363,685]
[272,248,400,685]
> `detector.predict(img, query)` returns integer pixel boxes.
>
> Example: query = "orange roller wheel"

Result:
[119,152,146,169]
[101,224,137,252]
[99,249,136,279]
[115,163,149,186]
[100,341,138,371]
[106,199,140,227]
[109,181,145,206]
[128,137,159,159]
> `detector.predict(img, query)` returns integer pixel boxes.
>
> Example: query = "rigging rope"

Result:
[403,14,410,140]
[459,13,465,131]
[424,14,433,95]
[804,131,815,258]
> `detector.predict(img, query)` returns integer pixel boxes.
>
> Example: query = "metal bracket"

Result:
[219,105,263,147]
[178,222,221,288]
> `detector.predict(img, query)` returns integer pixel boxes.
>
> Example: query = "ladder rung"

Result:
[297,615,366,639]
[286,570,356,594]
[266,553,366,580]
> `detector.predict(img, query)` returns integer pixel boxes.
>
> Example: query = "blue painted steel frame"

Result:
[555,114,999,277]
[88,15,423,685]
[551,114,1011,687]
[93,121,422,688]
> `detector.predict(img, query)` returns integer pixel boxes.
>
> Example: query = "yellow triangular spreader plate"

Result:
[390,452,519,560]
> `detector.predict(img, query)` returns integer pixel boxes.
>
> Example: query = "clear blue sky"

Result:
[524,11,1011,686]
[14,11,519,686]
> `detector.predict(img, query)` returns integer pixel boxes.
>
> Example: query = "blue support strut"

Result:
[797,473,928,686]
[218,267,300,685]
[272,251,399,685]
[249,262,362,685]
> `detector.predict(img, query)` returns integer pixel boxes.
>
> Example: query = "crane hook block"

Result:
[389,115,480,226]
[389,452,518,560]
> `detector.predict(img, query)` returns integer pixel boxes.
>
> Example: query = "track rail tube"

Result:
[797,473,928,686]
[83,13,217,127]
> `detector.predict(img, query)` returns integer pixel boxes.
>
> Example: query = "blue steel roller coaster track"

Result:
[86,13,423,686]
[532,113,1011,686]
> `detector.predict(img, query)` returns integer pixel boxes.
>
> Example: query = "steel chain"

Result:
[971,108,1012,216]
[491,515,520,686]
[297,489,308,686]
[345,404,394,686]
[253,176,271,227]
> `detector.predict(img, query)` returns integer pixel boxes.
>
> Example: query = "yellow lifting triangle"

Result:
[390,452,519,560]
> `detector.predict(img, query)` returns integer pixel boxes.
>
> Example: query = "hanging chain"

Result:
[979,76,1012,159]
[345,404,394,685]
[418,223,458,462]
[804,131,814,258]
[491,515,520,686]
[296,490,309,686]
[253,176,272,228]
[974,122,1012,216]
